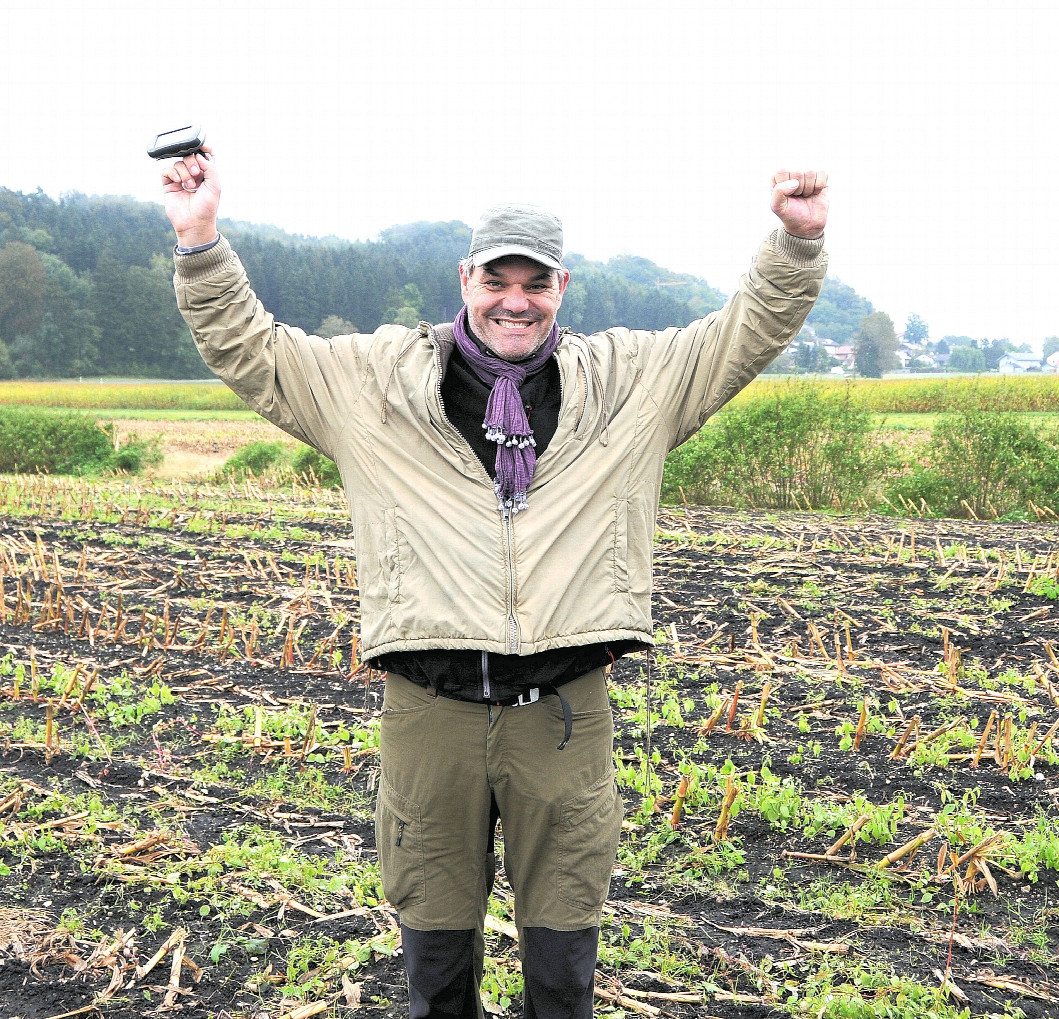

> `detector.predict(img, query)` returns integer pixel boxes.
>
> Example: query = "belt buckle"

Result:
[516,688,540,707]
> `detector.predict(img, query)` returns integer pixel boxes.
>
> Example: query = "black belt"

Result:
[489,683,573,751]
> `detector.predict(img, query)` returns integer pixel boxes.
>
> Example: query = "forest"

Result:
[0,187,875,380]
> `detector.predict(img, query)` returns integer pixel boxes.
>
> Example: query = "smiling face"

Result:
[459,255,569,362]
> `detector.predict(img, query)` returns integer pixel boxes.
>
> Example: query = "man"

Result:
[162,149,828,1019]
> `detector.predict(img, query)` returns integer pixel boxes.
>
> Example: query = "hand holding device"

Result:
[158,133,220,248]
[148,125,207,160]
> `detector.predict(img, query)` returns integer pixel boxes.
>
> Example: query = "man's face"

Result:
[459,255,569,362]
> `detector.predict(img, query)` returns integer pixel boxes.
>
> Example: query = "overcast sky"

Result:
[2,0,1056,350]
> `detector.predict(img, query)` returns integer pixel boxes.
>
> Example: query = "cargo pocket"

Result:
[375,777,425,912]
[557,770,623,913]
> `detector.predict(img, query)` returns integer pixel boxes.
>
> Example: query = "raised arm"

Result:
[630,169,830,447]
[161,147,358,460]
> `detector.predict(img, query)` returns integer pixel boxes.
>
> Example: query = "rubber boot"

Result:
[520,926,599,1019]
[401,926,484,1019]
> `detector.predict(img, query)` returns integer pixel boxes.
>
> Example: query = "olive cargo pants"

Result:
[375,669,623,1018]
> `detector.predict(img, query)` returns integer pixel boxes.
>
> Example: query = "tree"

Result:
[805,277,874,343]
[1042,336,1059,360]
[904,313,928,345]
[382,283,424,329]
[0,241,47,339]
[0,335,14,379]
[947,346,986,373]
[90,255,207,378]
[318,315,357,338]
[793,342,838,374]
[979,338,1021,371]
[853,312,899,378]
[32,254,99,376]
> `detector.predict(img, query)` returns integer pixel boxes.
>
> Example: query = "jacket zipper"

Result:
[504,511,519,654]
[430,332,544,664]
[429,334,521,665]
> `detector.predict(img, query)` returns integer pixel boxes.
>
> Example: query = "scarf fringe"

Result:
[496,482,530,516]
[485,427,536,449]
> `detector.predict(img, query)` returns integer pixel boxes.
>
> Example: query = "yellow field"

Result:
[0,380,244,411]
[742,373,1059,412]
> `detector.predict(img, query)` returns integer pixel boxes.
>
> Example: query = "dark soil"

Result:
[1,497,1058,1018]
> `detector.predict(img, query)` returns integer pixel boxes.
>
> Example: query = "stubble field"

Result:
[0,461,1057,1019]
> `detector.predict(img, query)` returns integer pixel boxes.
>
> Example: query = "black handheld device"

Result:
[148,125,207,160]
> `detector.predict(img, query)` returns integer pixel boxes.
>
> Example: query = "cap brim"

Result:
[469,244,564,271]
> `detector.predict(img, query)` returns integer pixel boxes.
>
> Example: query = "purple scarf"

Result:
[452,307,561,515]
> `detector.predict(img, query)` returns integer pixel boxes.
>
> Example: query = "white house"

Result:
[998,354,1044,373]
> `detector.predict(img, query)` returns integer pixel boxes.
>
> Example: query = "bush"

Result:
[887,407,1059,518]
[217,441,290,481]
[111,438,164,473]
[217,441,345,488]
[0,407,158,475]
[291,446,342,488]
[663,382,894,510]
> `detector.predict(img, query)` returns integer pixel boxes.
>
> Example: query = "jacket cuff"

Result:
[173,234,237,283]
[769,228,826,268]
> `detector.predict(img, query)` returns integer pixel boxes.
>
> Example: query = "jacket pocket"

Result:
[612,497,630,593]
[613,490,654,600]
[375,778,425,911]
[557,770,623,912]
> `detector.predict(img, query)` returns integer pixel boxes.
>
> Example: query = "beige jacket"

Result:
[174,230,826,660]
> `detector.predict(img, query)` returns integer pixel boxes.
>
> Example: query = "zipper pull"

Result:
[395,820,405,847]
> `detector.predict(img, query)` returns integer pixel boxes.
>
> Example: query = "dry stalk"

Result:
[890,716,921,760]
[594,983,663,1017]
[971,711,997,767]
[699,697,730,736]
[904,716,966,758]
[826,813,871,857]
[755,682,772,727]
[807,621,831,661]
[876,828,936,869]
[132,928,186,986]
[1032,716,1059,756]
[44,702,57,763]
[0,785,25,816]
[725,681,742,732]
[713,775,738,842]
[56,664,84,710]
[162,937,187,1008]
[852,696,868,751]
[669,773,691,830]
[252,706,264,753]
[299,704,319,763]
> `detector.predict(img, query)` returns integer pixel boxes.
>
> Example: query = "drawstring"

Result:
[539,684,573,751]
[586,354,610,447]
